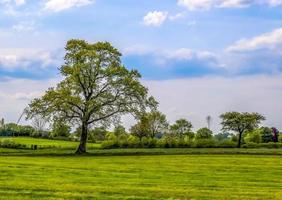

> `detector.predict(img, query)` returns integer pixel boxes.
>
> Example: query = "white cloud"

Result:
[44,0,92,12]
[269,0,282,6]
[15,0,25,6]
[0,0,25,6]
[12,21,36,33]
[143,11,168,27]
[178,0,213,10]
[177,0,282,10]
[0,78,59,124]
[219,0,252,8]
[227,28,282,52]
[0,48,60,70]
[169,12,186,21]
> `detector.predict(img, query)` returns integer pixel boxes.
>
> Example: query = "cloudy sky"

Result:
[1,0,282,132]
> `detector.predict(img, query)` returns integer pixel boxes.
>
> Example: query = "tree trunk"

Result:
[76,122,88,154]
[237,131,243,148]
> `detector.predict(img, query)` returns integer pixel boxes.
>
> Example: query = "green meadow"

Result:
[0,137,282,199]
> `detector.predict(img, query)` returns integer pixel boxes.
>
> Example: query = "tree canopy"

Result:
[170,119,193,137]
[220,112,265,148]
[27,39,155,154]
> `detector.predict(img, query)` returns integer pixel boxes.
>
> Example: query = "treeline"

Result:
[0,111,280,149]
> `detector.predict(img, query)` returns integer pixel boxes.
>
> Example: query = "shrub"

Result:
[243,142,282,149]
[0,139,27,149]
[127,135,140,148]
[193,139,216,148]
[195,128,213,140]
[261,127,273,143]
[216,140,237,148]
[244,130,262,144]
[101,140,118,149]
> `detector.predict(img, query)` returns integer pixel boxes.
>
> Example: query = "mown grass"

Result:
[1,137,282,199]
[0,154,282,199]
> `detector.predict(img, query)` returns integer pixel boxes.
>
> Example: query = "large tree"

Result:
[220,112,265,148]
[27,40,154,154]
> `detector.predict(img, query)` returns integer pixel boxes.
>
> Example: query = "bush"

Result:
[141,137,157,148]
[195,128,213,140]
[127,135,140,148]
[101,140,118,149]
[243,142,282,149]
[0,139,27,149]
[261,127,273,143]
[244,130,261,144]
[216,140,237,148]
[193,139,216,148]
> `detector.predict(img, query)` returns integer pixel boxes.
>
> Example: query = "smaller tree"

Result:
[146,111,169,138]
[220,112,265,148]
[261,127,273,143]
[214,132,232,141]
[113,125,127,137]
[130,116,149,141]
[271,127,279,143]
[244,129,262,144]
[89,127,107,142]
[195,128,213,140]
[32,116,47,137]
[170,119,193,138]
[51,120,71,138]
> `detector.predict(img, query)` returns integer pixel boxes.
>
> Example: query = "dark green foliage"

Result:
[113,125,127,137]
[27,40,154,154]
[51,120,71,138]
[195,128,213,140]
[220,112,265,148]
[170,119,193,138]
[261,127,273,143]
[242,142,282,149]
[0,139,28,149]
[214,132,232,141]
[244,129,262,144]
[0,123,35,137]
[88,127,107,142]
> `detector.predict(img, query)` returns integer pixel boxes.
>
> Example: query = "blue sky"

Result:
[1,0,282,80]
[1,0,282,131]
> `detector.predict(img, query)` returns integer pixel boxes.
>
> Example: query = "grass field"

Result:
[1,137,282,199]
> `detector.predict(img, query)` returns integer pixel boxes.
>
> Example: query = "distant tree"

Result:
[31,116,46,137]
[130,111,168,140]
[261,127,273,143]
[4,123,19,136]
[147,111,168,138]
[113,125,127,137]
[195,128,213,140]
[26,39,155,154]
[51,119,71,138]
[0,118,4,128]
[18,125,35,137]
[89,127,107,142]
[170,119,193,138]
[130,117,148,141]
[271,127,279,143]
[244,129,262,144]
[220,112,265,148]
[214,132,232,141]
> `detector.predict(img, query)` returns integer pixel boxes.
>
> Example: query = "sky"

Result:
[1,0,282,132]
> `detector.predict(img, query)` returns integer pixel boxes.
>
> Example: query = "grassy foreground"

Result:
[1,137,282,199]
[0,154,282,199]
